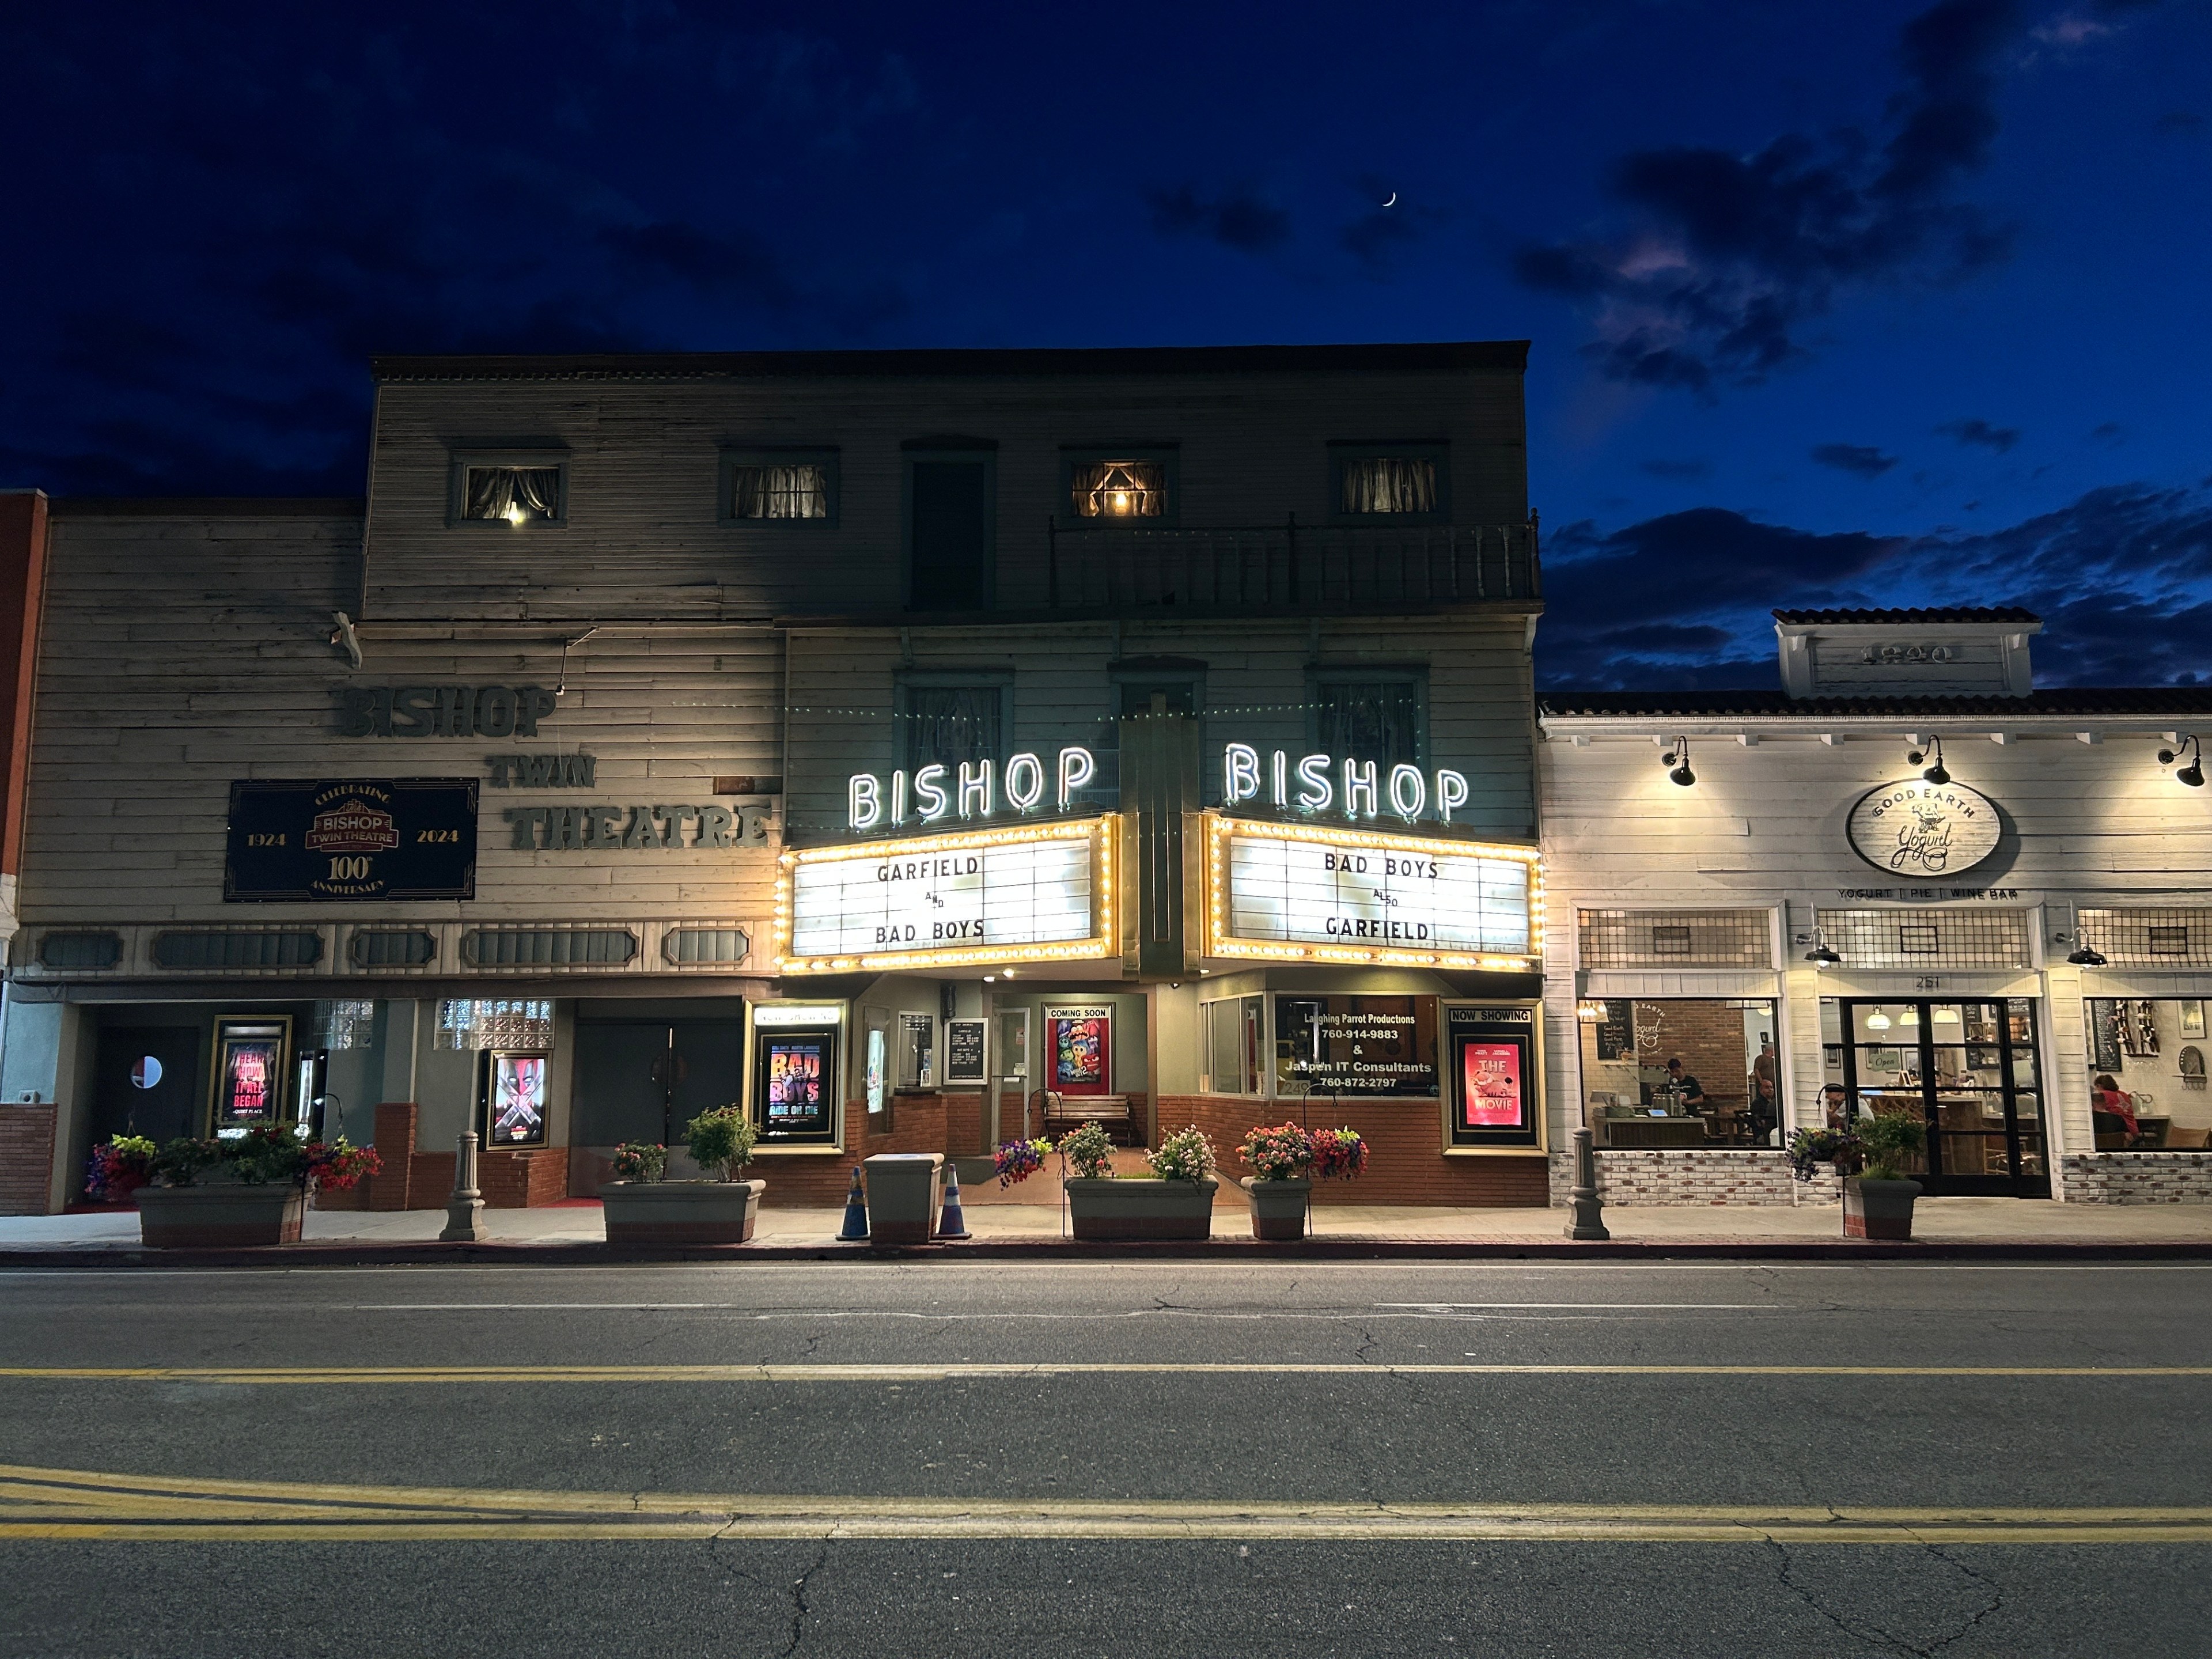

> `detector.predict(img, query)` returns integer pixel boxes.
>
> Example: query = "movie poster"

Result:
[214,1031,285,1128]
[1460,1043,1524,1129]
[488,1052,547,1147]
[1048,1007,1111,1094]
[766,1039,828,1126]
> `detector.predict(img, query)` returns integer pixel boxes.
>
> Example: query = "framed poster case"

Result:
[483,1050,549,1148]
[1045,1004,1112,1096]
[750,1005,843,1148]
[1442,1003,1543,1153]
[209,1016,291,1134]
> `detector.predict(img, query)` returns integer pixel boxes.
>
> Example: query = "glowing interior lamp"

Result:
[1899,1009,1919,1028]
[1931,1006,1962,1022]
[1865,1010,1892,1031]
[1576,999,1607,1023]
[1088,462,1152,518]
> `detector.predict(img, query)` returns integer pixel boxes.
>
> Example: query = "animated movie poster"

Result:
[1048,1008,1110,1094]
[489,1053,547,1146]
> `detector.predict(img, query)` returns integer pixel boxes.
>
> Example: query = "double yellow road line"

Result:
[1,1464,2206,1543]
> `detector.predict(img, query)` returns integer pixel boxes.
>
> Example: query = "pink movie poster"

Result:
[1462,1042,1524,1128]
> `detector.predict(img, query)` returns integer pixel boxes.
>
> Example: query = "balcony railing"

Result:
[1043,516,1540,613]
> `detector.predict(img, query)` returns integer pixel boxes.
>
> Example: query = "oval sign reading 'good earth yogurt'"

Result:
[1846,779,2002,878]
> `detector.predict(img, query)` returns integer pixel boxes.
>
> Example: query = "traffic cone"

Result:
[837,1166,869,1242]
[935,1162,971,1240]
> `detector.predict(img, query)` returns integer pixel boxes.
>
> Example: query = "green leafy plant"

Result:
[1856,1111,1927,1181]
[124,1129,378,1192]
[684,1105,759,1182]
[1058,1120,1117,1180]
[1787,1127,1862,1181]
[1147,1124,1217,1184]
[612,1142,667,1183]
[150,1137,221,1187]
[1238,1123,1313,1182]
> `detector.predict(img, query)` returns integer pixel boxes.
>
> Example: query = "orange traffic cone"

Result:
[837,1166,869,1241]
[936,1162,971,1240]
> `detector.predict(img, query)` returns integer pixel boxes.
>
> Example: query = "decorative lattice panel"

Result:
[1814,908,2032,970]
[1578,909,1771,968]
[2076,908,2212,968]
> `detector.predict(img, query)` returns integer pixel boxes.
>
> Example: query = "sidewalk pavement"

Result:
[2,1192,2208,1262]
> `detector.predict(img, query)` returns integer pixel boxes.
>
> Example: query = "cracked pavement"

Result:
[0,1257,2207,1655]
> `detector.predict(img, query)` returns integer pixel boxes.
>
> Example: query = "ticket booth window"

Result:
[897,1013,937,1090]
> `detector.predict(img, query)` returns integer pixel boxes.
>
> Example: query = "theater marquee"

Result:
[776,816,1119,974]
[1202,814,1541,972]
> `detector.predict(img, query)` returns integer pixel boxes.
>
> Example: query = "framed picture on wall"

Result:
[2184,1002,2207,1039]
[484,1051,548,1147]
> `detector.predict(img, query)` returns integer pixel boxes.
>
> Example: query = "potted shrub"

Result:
[599,1106,766,1245]
[1843,1113,1925,1241]
[1064,1122,1218,1241]
[112,1127,380,1247]
[1238,1123,1314,1240]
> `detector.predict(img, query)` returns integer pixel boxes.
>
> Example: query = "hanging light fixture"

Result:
[1661,736,1695,787]
[1899,1009,1919,1028]
[1800,928,1841,966]
[2158,734,2205,787]
[1577,999,1607,1023]
[1906,736,1950,786]
[1931,1006,1962,1022]
[1866,1010,1892,1031]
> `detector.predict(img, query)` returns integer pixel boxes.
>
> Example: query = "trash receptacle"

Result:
[862,1153,944,1245]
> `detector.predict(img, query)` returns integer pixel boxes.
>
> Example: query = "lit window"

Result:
[463,465,563,525]
[1071,459,1166,519]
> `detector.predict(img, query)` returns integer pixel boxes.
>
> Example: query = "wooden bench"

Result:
[1038,1092,1134,1145]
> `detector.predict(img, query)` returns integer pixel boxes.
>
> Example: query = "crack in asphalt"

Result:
[1918,1543,2006,1657]
[780,1542,830,1655]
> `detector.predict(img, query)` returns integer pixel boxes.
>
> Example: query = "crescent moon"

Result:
[1382,192,1397,207]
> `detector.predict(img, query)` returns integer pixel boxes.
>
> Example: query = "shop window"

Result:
[1331,443,1448,521]
[1274,994,1438,1099]
[722,450,837,522]
[1579,998,1780,1149]
[1307,671,1425,770]
[1203,997,1264,1096]
[2085,999,2212,1149]
[452,454,567,526]
[896,677,1009,775]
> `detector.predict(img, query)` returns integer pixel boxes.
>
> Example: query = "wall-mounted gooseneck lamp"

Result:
[1796,929,1842,967]
[1660,736,1695,787]
[1906,735,1950,785]
[2054,931,2108,967]
[2158,734,2205,787]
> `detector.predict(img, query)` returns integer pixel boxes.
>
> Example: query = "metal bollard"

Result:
[1563,1125,1609,1241]
[440,1130,486,1243]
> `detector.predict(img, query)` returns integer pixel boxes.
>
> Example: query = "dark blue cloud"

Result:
[1147,186,1291,253]
[1515,0,2020,391]
[1938,417,2021,452]
[1812,443,1900,478]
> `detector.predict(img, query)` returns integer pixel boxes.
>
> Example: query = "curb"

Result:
[3,1237,2210,1268]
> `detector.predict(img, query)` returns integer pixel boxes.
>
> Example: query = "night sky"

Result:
[4,1,2207,689]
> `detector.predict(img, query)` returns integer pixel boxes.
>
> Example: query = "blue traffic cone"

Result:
[837,1166,870,1242]
[936,1163,971,1240]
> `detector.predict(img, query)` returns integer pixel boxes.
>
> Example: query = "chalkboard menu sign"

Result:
[1593,1000,1634,1061]
[226,779,478,902]
[944,1018,987,1086]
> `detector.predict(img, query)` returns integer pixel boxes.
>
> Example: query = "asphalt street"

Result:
[2,1258,2208,1657]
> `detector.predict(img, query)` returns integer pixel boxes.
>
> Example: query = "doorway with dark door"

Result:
[1835,998,2049,1196]
[90,1024,204,1160]
[572,1017,747,1155]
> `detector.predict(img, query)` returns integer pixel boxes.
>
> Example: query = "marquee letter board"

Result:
[226,779,478,902]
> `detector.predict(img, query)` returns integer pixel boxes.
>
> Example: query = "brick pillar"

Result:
[368,1102,418,1210]
[0,1101,56,1215]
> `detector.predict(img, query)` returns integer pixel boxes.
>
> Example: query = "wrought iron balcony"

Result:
[1043,515,1540,614]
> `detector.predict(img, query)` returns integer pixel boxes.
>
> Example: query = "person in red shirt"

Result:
[2092,1074,2140,1140]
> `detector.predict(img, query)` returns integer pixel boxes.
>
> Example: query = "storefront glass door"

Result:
[1840,999,2047,1196]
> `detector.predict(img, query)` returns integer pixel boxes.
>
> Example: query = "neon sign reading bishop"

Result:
[848,747,1096,832]
[1221,744,1471,826]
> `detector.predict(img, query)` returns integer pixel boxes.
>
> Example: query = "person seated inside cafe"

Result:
[1822,1082,1851,1131]
[1664,1056,1707,1113]
[2091,1073,2142,1146]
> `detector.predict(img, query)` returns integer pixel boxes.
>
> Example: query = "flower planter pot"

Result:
[1065,1177,1216,1241]
[137,1183,305,1248]
[1843,1176,1921,1241]
[600,1179,764,1245]
[1241,1176,1310,1241]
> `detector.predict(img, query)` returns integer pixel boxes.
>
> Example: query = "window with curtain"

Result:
[463,465,563,523]
[729,463,831,520]
[1312,677,1423,768]
[899,684,1005,774]
[1339,455,1438,516]
[1070,459,1167,519]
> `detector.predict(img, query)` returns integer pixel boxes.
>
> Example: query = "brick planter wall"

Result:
[1153,1094,1547,1207]
[0,1103,57,1215]
[1546,1148,1840,1208]
[481,1147,566,1208]
[2059,1153,2212,1204]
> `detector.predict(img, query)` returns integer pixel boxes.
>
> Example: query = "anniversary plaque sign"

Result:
[226,779,478,901]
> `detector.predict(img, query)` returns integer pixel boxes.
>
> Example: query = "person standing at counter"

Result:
[1664,1057,1707,1112]
[1748,1036,1778,1142]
